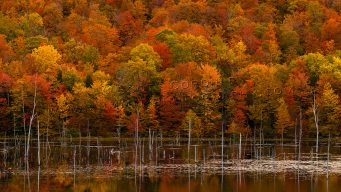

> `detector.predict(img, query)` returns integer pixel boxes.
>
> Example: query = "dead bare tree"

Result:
[22,88,27,160]
[188,117,192,163]
[37,120,40,166]
[312,91,319,159]
[298,108,303,162]
[25,74,38,160]
[134,106,139,174]
[327,132,331,179]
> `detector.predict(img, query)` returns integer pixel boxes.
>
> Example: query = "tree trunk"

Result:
[160,129,163,147]
[221,121,224,168]
[22,89,27,159]
[294,117,297,159]
[327,132,330,179]
[26,74,37,160]
[117,126,121,149]
[239,132,242,160]
[188,118,192,163]
[135,106,139,174]
[312,92,319,159]
[13,114,16,150]
[87,119,90,167]
[37,121,40,166]
[260,111,263,160]
[281,128,284,150]
[149,128,152,161]
[298,109,303,162]
[46,108,50,151]
[253,125,256,159]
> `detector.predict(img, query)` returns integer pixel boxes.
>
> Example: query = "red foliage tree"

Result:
[153,42,172,70]
[0,70,12,131]
[0,34,15,63]
[159,79,183,134]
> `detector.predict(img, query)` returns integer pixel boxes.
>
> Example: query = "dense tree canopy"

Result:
[0,0,339,139]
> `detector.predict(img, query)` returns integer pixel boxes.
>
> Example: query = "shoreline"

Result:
[5,159,341,177]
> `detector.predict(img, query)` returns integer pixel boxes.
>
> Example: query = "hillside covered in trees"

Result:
[0,0,340,141]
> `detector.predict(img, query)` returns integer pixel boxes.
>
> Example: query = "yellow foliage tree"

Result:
[275,98,294,145]
[31,45,61,75]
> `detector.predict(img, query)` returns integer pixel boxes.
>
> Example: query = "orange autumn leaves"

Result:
[0,0,339,139]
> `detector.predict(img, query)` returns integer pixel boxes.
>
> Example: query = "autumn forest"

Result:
[0,0,340,143]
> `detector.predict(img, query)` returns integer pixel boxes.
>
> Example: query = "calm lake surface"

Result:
[1,138,341,191]
[0,171,340,192]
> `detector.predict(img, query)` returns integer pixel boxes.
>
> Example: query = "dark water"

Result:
[1,138,341,191]
[0,171,339,192]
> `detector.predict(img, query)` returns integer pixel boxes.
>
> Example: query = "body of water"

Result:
[0,138,340,191]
